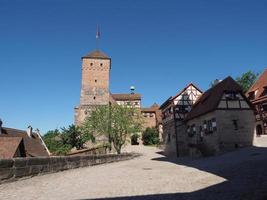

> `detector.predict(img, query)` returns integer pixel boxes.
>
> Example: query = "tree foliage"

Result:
[61,125,94,150]
[236,70,259,93]
[43,129,71,155]
[142,127,160,145]
[43,125,95,155]
[83,105,143,154]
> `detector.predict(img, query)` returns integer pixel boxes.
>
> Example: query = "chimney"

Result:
[0,119,2,134]
[27,125,33,137]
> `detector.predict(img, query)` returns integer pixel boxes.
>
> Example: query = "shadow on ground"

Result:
[79,146,267,200]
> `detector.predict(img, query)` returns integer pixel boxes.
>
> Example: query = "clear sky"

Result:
[0,0,266,133]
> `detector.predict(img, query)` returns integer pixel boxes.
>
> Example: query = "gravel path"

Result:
[0,144,267,200]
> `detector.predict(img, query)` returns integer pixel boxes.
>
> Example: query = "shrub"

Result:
[43,125,95,155]
[142,127,160,145]
[131,133,140,145]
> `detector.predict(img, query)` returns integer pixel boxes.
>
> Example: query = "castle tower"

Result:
[75,49,111,125]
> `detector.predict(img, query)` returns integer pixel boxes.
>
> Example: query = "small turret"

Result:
[130,86,135,94]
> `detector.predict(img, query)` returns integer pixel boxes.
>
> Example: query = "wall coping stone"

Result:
[0,153,140,184]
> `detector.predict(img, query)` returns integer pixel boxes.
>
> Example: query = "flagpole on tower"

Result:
[96,24,100,50]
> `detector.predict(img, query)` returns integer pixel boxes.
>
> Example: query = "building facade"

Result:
[247,69,267,135]
[184,77,255,157]
[111,93,141,108]
[160,77,256,157]
[160,83,202,156]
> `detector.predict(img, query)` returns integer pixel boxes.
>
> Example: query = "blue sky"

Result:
[0,0,266,133]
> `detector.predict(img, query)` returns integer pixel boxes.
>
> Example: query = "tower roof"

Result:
[82,50,110,59]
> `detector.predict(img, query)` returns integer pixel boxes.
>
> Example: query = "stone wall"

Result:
[186,110,255,156]
[0,153,138,184]
[162,120,177,156]
[216,110,255,150]
[142,113,157,129]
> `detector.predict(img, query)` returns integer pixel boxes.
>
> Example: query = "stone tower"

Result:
[75,50,111,125]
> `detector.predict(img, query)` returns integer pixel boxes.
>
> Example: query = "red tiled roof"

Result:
[111,93,141,101]
[109,94,118,105]
[82,50,110,59]
[0,137,24,159]
[141,103,159,112]
[185,76,252,121]
[246,68,267,101]
[0,127,49,157]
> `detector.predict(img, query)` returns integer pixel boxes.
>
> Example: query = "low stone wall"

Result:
[0,153,139,184]
[67,146,108,156]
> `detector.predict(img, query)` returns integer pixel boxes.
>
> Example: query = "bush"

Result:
[142,127,160,145]
[131,133,139,145]
[43,129,72,155]
[43,125,95,155]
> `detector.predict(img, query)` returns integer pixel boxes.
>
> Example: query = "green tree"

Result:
[42,129,71,155]
[236,70,259,93]
[142,127,160,145]
[61,124,95,150]
[43,125,95,155]
[83,105,143,154]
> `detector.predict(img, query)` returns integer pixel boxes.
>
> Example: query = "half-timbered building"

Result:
[184,76,255,157]
[160,83,202,156]
[247,69,267,135]
[111,93,141,108]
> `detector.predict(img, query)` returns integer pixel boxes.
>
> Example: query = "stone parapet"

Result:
[0,153,139,184]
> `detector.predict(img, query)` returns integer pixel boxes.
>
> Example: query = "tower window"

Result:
[93,96,96,100]
[95,79,97,83]
[90,63,93,66]
[100,63,103,66]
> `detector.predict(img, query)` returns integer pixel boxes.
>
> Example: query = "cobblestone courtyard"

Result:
[1,140,267,200]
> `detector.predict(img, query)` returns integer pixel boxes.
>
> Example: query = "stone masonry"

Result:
[75,50,111,126]
[0,153,138,183]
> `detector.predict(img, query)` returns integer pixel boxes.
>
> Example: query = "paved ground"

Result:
[1,141,267,200]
